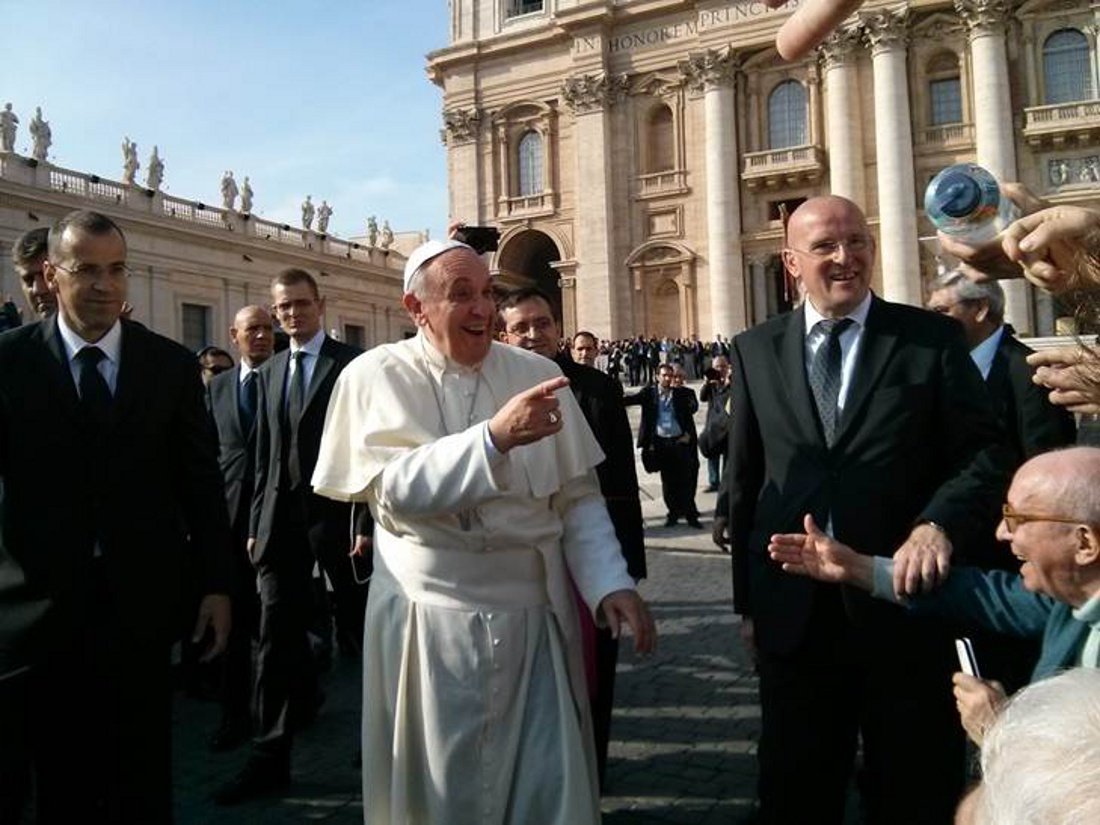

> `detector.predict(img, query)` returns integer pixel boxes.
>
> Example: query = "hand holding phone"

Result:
[955,637,980,678]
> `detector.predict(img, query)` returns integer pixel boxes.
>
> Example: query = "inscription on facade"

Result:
[573,0,801,55]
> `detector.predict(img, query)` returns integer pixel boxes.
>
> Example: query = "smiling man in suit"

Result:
[205,305,274,752]
[215,269,371,804]
[0,209,233,824]
[720,196,1010,824]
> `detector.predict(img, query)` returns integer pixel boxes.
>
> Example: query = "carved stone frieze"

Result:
[441,107,482,145]
[818,26,863,70]
[677,48,740,93]
[954,0,1011,36]
[861,7,910,55]
[560,73,629,114]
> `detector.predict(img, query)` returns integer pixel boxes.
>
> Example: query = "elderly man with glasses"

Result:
[769,445,1100,752]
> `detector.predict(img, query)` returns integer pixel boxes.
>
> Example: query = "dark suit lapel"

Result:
[227,365,248,440]
[112,322,149,426]
[40,316,82,424]
[775,306,822,445]
[303,338,337,414]
[267,349,290,432]
[834,297,900,447]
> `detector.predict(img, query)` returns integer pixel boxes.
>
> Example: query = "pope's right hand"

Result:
[488,376,569,453]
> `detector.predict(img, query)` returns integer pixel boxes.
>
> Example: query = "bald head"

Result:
[1013,447,1100,524]
[230,303,274,367]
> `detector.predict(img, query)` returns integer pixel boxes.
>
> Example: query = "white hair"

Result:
[976,668,1100,825]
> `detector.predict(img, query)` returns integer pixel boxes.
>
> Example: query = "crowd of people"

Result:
[3,160,1100,825]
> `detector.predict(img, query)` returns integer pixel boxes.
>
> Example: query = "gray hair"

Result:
[930,270,1005,323]
[977,668,1100,825]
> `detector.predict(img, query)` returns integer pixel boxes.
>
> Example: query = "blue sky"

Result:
[5,0,451,240]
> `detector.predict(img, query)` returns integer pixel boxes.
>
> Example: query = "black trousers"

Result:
[654,437,699,520]
[0,569,173,825]
[251,494,367,761]
[219,542,259,723]
[755,586,965,825]
[591,628,619,790]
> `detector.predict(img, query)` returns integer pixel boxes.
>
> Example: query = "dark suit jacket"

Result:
[250,336,369,563]
[0,317,233,678]
[556,355,646,580]
[723,297,1010,656]
[986,326,1076,463]
[624,384,698,450]
[207,364,260,541]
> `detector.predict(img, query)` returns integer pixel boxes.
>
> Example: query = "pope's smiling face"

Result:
[404,248,495,367]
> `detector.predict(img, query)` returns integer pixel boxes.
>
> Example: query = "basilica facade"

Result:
[429,0,1100,339]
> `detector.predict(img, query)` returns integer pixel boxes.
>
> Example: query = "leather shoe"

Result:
[704,484,718,493]
[664,515,678,527]
[213,759,290,806]
[686,517,704,529]
[208,716,250,753]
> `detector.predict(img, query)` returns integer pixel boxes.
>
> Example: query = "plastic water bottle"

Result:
[924,163,1020,244]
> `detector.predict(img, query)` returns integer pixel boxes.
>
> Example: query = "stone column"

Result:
[819,27,867,204]
[443,107,483,223]
[956,0,1031,333]
[679,49,745,338]
[562,73,627,337]
[864,9,922,307]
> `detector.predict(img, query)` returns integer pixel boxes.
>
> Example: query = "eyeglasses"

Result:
[785,236,874,259]
[51,262,131,281]
[1001,503,1086,534]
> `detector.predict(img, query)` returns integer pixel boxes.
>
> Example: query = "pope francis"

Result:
[312,239,656,825]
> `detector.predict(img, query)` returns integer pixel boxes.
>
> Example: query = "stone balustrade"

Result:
[1023,100,1100,148]
[741,145,826,190]
[635,169,689,200]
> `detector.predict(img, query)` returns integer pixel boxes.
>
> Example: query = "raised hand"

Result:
[488,375,569,453]
[892,522,951,599]
[768,0,865,61]
[767,513,858,583]
[1027,344,1100,415]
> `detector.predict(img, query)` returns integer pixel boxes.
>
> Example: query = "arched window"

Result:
[517,130,543,196]
[1043,29,1094,104]
[646,105,675,173]
[768,80,808,149]
[927,52,962,125]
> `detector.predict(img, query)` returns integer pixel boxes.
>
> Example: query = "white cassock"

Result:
[312,333,636,825]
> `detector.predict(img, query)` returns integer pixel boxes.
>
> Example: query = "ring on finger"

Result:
[547,410,560,425]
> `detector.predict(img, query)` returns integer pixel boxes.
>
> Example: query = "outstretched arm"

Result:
[767,514,875,590]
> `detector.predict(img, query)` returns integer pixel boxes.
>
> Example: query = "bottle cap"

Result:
[935,172,982,218]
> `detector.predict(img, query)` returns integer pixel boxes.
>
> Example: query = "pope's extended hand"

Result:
[488,376,569,453]
[600,589,657,655]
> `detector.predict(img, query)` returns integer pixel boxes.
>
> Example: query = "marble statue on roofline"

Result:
[239,177,254,213]
[221,171,239,211]
[366,216,378,247]
[317,200,333,234]
[302,195,315,230]
[146,146,164,191]
[0,104,17,153]
[121,137,139,185]
[380,219,393,250]
[29,107,51,162]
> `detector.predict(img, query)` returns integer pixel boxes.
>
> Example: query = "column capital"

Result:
[861,7,909,56]
[677,48,740,93]
[954,0,1012,37]
[441,107,481,146]
[560,73,628,114]
[818,26,863,70]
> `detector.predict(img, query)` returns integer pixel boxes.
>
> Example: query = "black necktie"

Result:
[284,351,306,488]
[239,371,257,434]
[75,346,112,426]
[808,318,854,447]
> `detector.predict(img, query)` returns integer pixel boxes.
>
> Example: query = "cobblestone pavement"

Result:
[173,378,762,823]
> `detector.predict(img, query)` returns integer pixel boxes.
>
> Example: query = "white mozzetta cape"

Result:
[313,334,635,825]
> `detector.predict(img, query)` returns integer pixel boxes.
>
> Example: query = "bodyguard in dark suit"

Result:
[927,272,1076,467]
[0,210,233,824]
[625,363,702,528]
[216,269,371,804]
[720,197,1009,824]
[498,289,646,787]
[204,305,275,751]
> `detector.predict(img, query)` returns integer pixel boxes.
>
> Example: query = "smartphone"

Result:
[955,637,980,678]
[453,225,500,255]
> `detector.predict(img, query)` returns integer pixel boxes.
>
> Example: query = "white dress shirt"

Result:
[802,291,873,413]
[56,313,122,396]
[286,328,325,403]
[969,325,1005,381]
